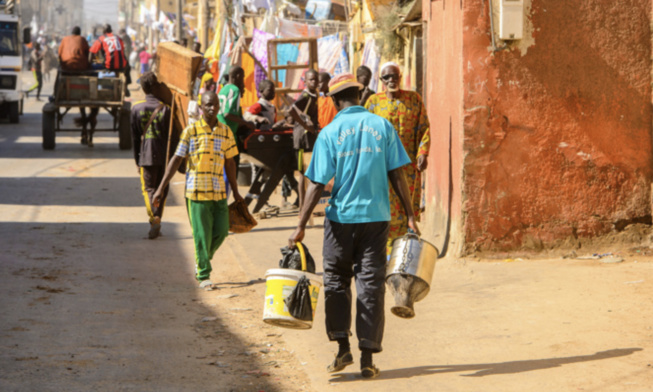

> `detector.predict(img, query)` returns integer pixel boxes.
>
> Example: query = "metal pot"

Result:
[385,233,439,318]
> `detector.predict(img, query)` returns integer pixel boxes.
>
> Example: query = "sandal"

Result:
[199,280,214,290]
[361,365,380,379]
[326,351,354,373]
[148,217,161,239]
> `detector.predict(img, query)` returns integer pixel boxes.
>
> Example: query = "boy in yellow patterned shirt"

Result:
[153,92,243,289]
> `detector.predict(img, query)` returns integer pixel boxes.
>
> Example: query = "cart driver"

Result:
[59,26,95,146]
[58,26,90,72]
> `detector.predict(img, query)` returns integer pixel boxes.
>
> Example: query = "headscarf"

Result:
[201,72,214,87]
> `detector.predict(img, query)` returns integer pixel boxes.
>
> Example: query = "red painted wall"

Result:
[424,0,652,253]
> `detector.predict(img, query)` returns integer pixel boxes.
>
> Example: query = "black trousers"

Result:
[322,218,389,353]
[124,64,132,85]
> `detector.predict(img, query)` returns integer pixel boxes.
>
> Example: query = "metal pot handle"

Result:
[404,229,419,241]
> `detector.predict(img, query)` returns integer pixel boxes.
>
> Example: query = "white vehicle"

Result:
[0,0,29,123]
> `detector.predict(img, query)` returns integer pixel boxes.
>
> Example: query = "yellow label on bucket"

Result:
[263,278,319,317]
[262,275,320,329]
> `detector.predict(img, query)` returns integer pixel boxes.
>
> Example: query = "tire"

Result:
[118,102,131,150]
[9,101,19,124]
[42,104,56,150]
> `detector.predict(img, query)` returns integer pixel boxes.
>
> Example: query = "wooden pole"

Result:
[198,0,209,50]
[166,91,177,166]
[176,0,183,43]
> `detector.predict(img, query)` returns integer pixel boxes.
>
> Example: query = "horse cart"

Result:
[42,70,131,150]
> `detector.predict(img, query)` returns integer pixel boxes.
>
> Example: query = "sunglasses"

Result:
[381,73,399,82]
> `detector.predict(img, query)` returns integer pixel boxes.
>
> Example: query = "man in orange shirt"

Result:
[318,72,337,129]
[59,27,94,146]
[58,26,90,71]
[317,72,337,195]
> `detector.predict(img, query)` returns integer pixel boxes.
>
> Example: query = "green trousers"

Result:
[186,198,229,282]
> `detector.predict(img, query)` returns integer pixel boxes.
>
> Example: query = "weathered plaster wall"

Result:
[460,0,652,251]
[421,0,465,256]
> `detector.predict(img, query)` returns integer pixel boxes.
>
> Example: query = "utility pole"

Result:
[203,0,209,48]
[198,0,208,50]
[149,0,159,52]
[176,0,183,44]
[148,0,152,52]
[127,0,133,30]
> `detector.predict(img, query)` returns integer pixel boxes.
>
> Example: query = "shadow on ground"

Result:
[0,93,284,389]
[0,221,285,391]
[329,348,643,382]
[0,176,188,207]
[0,111,129,159]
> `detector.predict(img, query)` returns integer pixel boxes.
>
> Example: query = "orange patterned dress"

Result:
[365,90,430,252]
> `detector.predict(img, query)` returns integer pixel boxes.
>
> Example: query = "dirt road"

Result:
[0,77,310,391]
[1,74,652,391]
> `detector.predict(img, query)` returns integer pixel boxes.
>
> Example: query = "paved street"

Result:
[1,75,652,391]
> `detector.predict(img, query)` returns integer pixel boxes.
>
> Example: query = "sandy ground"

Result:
[1,74,652,391]
[0,75,311,392]
[231,208,653,392]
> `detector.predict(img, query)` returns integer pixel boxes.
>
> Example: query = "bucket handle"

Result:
[405,228,419,240]
[295,242,308,272]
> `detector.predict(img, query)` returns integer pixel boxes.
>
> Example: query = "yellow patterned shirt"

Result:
[365,90,431,251]
[365,90,430,159]
[175,118,238,201]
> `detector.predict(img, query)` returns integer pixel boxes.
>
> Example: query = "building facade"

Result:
[422,0,652,254]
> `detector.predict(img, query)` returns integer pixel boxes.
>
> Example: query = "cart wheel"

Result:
[9,101,19,124]
[118,102,131,150]
[42,103,56,150]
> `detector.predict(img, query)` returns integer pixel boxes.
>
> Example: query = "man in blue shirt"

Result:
[288,73,419,379]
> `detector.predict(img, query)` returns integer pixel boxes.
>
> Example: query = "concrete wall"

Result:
[423,0,652,254]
